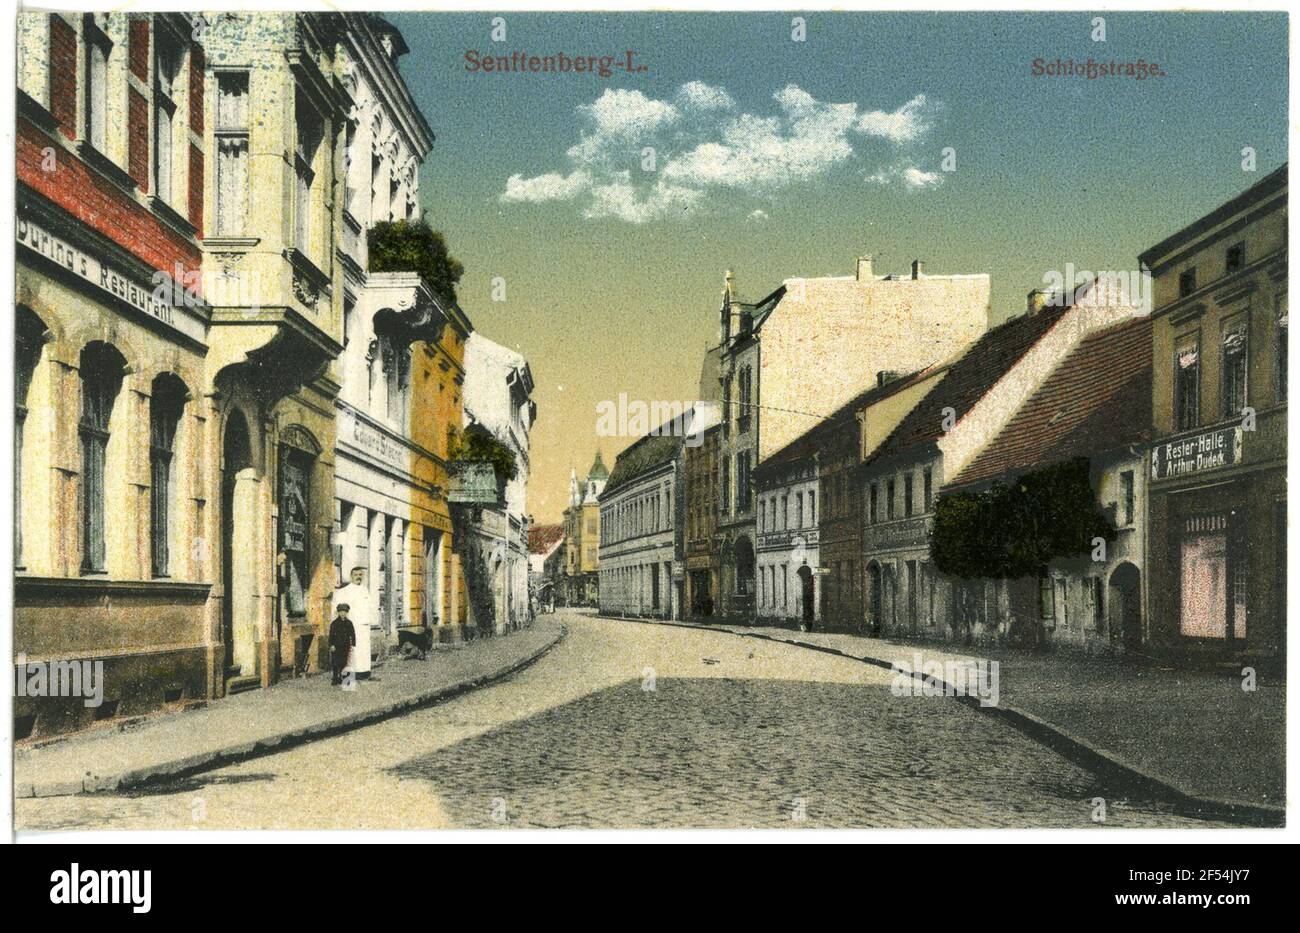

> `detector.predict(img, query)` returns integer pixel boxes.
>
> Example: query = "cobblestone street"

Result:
[17,611,1234,831]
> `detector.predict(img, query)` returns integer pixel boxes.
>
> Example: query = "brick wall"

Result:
[128,18,149,81]
[188,143,203,233]
[127,88,149,191]
[18,115,202,285]
[48,15,77,138]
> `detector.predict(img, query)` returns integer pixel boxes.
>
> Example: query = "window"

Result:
[294,90,324,257]
[808,491,815,525]
[1180,513,1235,639]
[1221,316,1248,418]
[719,457,730,515]
[1226,242,1245,276]
[1278,295,1289,402]
[16,310,46,568]
[149,376,186,577]
[923,467,933,513]
[214,71,250,235]
[738,366,752,432]
[736,452,751,513]
[886,478,896,520]
[1053,578,1069,629]
[796,492,803,528]
[781,494,788,530]
[83,16,112,152]
[759,498,766,533]
[1174,334,1200,431]
[869,482,878,524]
[1178,267,1197,298]
[906,560,918,626]
[1090,577,1105,631]
[1121,470,1135,526]
[154,32,182,206]
[79,345,125,573]
[904,473,914,517]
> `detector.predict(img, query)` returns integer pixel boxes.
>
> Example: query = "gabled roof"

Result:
[755,365,943,477]
[947,316,1153,490]
[866,301,1074,466]
[528,523,564,555]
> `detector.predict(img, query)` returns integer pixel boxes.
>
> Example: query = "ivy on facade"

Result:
[367,219,465,307]
[930,457,1116,579]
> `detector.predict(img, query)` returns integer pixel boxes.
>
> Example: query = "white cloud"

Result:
[747,209,769,223]
[866,162,944,191]
[501,170,591,203]
[502,83,940,222]
[855,94,935,144]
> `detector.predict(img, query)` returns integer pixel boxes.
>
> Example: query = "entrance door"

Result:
[799,565,815,624]
[1109,562,1142,653]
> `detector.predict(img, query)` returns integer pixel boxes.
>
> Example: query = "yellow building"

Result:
[562,452,606,605]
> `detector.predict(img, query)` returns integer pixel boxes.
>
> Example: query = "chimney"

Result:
[1026,288,1049,316]
[911,259,924,280]
[856,255,874,281]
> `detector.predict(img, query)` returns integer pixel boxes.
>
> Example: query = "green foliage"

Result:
[367,219,464,307]
[447,425,518,482]
[930,457,1116,578]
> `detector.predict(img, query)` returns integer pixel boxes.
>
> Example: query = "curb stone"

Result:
[601,615,1284,827]
[18,623,565,798]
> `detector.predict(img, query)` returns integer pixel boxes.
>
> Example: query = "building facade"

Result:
[561,452,606,606]
[861,286,1142,642]
[754,439,820,626]
[597,434,683,619]
[14,10,366,734]
[329,13,472,656]
[943,316,1153,653]
[682,424,720,619]
[460,332,536,633]
[1139,165,1287,668]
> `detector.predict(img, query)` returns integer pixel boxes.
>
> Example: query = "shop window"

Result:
[1174,334,1200,431]
[79,344,125,573]
[149,375,187,577]
[1179,513,1234,639]
[279,447,312,616]
[1221,315,1248,419]
[214,70,250,235]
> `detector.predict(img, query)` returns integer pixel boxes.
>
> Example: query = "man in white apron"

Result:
[332,566,373,679]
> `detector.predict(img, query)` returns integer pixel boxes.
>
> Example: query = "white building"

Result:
[754,442,820,626]
[598,405,718,619]
[331,14,475,655]
[461,333,536,632]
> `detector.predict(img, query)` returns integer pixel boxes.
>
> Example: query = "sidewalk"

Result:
[14,620,564,798]
[633,617,1286,824]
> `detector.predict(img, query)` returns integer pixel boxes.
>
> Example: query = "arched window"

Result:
[150,374,188,577]
[79,343,126,573]
[15,307,48,568]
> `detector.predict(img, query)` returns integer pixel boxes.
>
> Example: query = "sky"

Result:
[386,10,1288,524]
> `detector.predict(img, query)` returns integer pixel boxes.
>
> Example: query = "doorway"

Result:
[798,564,815,624]
[1108,562,1143,653]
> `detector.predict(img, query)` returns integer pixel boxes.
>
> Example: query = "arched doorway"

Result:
[798,564,815,625]
[866,563,883,635]
[222,410,258,686]
[1108,562,1142,653]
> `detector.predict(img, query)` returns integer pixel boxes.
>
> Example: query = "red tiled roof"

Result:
[528,524,564,554]
[947,316,1152,489]
[756,365,945,474]
[867,302,1073,465]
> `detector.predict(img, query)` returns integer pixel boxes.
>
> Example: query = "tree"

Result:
[931,457,1116,579]
[367,219,464,307]
[447,424,517,482]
